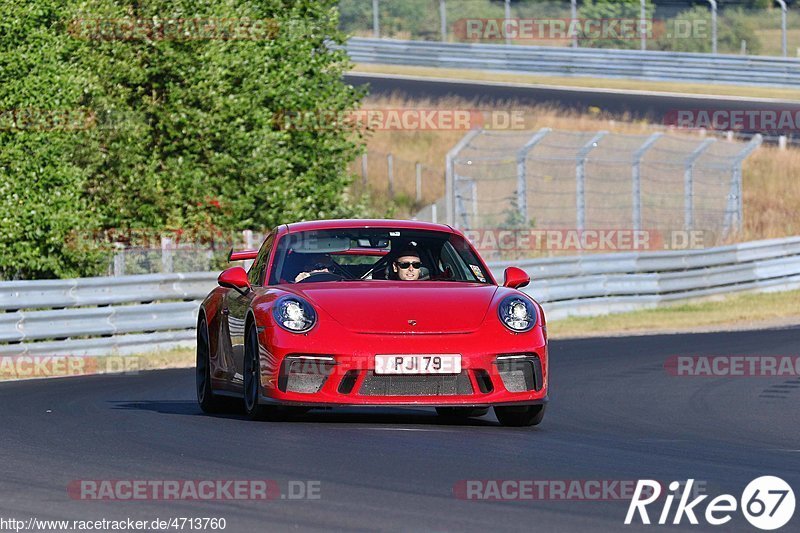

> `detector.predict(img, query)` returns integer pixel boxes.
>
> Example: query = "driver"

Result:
[391,249,423,281]
[294,254,335,283]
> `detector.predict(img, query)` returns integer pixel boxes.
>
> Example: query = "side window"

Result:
[248,232,274,286]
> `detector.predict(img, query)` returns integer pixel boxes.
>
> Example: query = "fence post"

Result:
[631,133,662,232]
[684,138,716,231]
[723,134,762,235]
[516,127,551,226]
[504,0,511,45]
[161,236,173,273]
[707,0,717,54]
[415,162,422,202]
[576,131,607,232]
[387,153,394,199]
[446,129,482,227]
[640,0,647,51]
[439,0,447,42]
[777,0,788,57]
[571,0,578,48]
[113,244,125,277]
[361,153,368,187]
[431,203,438,224]
[372,0,380,38]
[243,230,254,271]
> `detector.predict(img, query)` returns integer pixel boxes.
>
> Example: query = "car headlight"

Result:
[273,296,317,333]
[498,295,537,332]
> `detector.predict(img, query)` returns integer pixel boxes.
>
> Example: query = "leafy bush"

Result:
[1,0,365,279]
[653,6,761,55]
[576,0,655,50]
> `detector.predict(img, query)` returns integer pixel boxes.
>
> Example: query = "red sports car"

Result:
[196,219,548,426]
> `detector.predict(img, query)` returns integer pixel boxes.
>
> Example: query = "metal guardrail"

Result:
[0,237,798,356]
[345,38,800,88]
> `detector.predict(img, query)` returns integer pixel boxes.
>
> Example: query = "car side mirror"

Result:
[218,266,251,295]
[503,266,530,289]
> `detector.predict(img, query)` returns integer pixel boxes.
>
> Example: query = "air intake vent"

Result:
[359,372,473,396]
[495,355,543,392]
[279,356,335,394]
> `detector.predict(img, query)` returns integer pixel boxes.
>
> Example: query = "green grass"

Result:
[548,288,800,339]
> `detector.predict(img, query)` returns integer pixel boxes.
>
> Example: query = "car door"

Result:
[223,232,274,389]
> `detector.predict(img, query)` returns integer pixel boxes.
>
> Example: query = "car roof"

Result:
[284,219,456,234]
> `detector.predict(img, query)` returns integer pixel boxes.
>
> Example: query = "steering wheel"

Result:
[296,271,345,283]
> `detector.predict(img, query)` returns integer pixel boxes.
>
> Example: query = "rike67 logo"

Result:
[625,477,795,530]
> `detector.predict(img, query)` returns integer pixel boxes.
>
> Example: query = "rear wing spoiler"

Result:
[228,249,258,261]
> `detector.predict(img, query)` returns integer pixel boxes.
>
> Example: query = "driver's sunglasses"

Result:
[396,261,421,269]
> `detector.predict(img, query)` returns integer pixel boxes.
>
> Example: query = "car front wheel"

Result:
[494,404,546,427]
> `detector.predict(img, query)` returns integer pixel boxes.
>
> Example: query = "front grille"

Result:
[358,371,473,396]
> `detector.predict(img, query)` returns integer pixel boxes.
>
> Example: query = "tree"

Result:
[0,0,366,279]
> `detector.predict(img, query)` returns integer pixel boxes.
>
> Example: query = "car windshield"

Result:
[267,228,492,285]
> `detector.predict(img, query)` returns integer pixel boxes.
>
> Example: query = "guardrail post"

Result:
[446,129,482,227]
[632,133,662,232]
[516,127,551,226]
[683,138,716,231]
[161,237,173,273]
[576,131,607,232]
[723,134,762,235]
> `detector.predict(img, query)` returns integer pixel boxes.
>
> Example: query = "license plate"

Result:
[374,354,461,375]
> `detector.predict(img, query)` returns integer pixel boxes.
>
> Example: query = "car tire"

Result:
[435,407,490,419]
[243,323,269,420]
[494,404,546,427]
[243,324,311,422]
[197,318,225,414]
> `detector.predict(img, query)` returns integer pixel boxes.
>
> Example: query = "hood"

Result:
[288,281,499,334]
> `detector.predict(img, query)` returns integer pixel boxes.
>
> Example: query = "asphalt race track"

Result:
[345,72,800,129]
[1,326,799,532]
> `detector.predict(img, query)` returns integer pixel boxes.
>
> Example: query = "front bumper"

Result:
[256,319,548,407]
